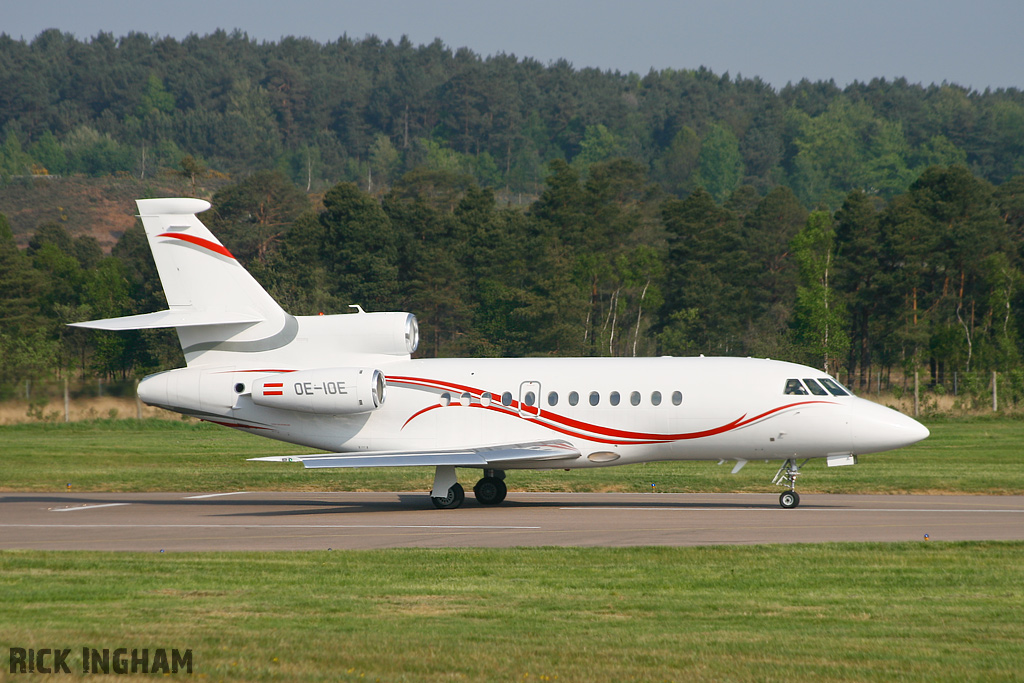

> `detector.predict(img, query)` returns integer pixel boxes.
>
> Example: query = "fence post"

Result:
[992,371,998,412]
[64,378,70,423]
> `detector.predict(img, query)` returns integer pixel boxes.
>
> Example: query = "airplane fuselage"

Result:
[139,355,923,470]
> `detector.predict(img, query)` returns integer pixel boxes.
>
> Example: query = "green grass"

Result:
[1,543,1022,682]
[3,420,1022,681]
[2,415,1023,494]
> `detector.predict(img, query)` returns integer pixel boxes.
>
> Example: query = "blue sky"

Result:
[7,0,1024,90]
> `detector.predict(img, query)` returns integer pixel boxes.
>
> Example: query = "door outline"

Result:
[519,381,542,418]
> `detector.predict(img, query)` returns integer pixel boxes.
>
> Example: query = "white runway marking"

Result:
[50,503,131,512]
[2,524,540,530]
[560,507,1024,513]
[182,492,251,499]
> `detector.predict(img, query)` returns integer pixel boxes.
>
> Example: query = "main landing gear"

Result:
[773,458,806,509]
[431,482,465,509]
[430,467,507,509]
[473,470,507,505]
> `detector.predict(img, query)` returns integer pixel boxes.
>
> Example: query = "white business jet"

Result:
[73,198,929,509]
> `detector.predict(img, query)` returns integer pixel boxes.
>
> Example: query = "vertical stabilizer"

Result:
[73,198,294,367]
[135,198,291,366]
[135,198,277,313]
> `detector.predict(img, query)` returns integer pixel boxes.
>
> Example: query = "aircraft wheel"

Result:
[779,491,800,509]
[431,483,465,509]
[473,477,507,505]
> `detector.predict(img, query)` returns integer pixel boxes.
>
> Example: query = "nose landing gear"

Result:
[773,458,806,509]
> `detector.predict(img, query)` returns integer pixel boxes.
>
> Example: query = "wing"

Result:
[248,439,581,469]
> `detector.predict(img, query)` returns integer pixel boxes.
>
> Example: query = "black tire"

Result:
[473,477,508,505]
[431,482,465,509]
[779,491,800,509]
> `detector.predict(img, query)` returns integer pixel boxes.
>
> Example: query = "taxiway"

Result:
[1,492,1022,550]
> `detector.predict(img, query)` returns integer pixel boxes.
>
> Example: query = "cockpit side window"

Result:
[784,379,808,395]
[803,379,829,396]
[818,378,850,396]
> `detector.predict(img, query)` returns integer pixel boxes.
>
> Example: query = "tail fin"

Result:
[72,198,293,366]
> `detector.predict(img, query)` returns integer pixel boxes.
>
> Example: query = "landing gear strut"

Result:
[772,458,806,509]
[473,470,507,505]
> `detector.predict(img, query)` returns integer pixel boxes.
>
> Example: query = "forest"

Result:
[1,30,1024,405]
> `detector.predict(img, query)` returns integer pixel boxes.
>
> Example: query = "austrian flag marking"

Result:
[263,382,284,397]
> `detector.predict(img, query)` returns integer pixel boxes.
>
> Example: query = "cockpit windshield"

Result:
[784,379,808,395]
[803,379,829,396]
[817,377,850,396]
[784,377,851,397]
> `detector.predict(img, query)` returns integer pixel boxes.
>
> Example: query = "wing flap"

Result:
[248,439,582,469]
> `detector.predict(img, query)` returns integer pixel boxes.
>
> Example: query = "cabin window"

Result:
[548,391,558,406]
[524,391,536,407]
[818,378,850,396]
[480,392,492,407]
[589,391,600,406]
[630,391,641,406]
[672,390,683,406]
[440,392,452,406]
[460,392,471,406]
[784,379,808,395]
[803,379,828,396]
[569,391,579,406]
[651,391,662,406]
[501,391,513,406]
[609,391,620,406]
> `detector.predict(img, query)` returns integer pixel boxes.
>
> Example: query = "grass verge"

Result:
[2,415,1023,495]
[1,543,1022,682]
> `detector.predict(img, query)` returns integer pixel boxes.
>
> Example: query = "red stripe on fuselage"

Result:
[389,375,836,445]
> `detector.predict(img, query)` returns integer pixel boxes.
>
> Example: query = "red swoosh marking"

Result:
[389,376,836,445]
[159,232,235,259]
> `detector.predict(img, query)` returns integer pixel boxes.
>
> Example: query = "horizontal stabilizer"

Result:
[249,440,582,469]
[70,309,264,331]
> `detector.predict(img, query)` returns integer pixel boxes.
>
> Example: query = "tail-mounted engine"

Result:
[252,368,386,415]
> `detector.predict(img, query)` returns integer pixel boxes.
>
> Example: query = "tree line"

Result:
[3,30,1024,405]
[1,30,1023,208]
[3,162,1024,407]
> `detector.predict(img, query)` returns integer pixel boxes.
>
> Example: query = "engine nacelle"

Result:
[252,368,386,415]
[300,311,419,357]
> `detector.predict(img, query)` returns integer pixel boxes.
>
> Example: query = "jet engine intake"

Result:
[252,368,386,415]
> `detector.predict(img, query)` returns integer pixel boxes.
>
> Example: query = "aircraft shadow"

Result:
[0,493,835,516]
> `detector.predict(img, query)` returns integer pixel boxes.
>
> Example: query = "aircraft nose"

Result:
[851,399,929,454]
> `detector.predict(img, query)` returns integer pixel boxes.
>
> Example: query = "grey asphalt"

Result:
[1,491,1022,551]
